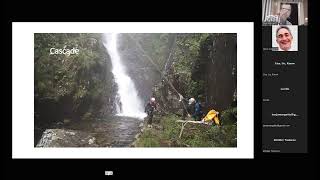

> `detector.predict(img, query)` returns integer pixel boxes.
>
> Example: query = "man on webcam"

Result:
[264,3,293,25]
[275,26,294,51]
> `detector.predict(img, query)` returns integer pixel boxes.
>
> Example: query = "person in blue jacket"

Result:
[193,99,203,121]
[187,98,203,121]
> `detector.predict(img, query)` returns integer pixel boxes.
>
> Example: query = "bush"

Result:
[220,107,237,125]
[136,114,237,147]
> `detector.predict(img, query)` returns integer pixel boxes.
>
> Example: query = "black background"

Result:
[4,0,318,178]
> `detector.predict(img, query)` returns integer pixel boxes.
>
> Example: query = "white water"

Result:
[103,33,147,119]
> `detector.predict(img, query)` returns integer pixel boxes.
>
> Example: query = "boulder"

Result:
[36,129,99,147]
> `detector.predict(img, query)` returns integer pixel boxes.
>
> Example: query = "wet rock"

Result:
[88,137,96,145]
[36,129,98,147]
[36,116,142,147]
[65,131,76,136]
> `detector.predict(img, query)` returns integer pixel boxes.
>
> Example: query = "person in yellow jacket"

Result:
[202,109,220,125]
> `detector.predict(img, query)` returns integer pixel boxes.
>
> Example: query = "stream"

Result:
[64,116,143,147]
[36,116,144,147]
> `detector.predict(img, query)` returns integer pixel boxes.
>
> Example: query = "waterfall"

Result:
[103,33,147,119]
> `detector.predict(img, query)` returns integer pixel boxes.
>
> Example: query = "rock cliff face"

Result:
[193,34,237,112]
[34,34,117,144]
[150,34,237,115]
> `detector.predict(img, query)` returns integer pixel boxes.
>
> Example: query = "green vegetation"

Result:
[125,33,210,98]
[170,34,209,98]
[35,33,113,124]
[135,110,237,147]
[221,107,237,125]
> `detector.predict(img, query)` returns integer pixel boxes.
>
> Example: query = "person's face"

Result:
[276,28,293,51]
[279,4,291,20]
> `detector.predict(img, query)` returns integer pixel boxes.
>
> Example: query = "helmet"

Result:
[188,98,195,104]
[151,97,156,102]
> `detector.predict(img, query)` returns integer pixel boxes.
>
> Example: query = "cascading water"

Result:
[103,33,147,119]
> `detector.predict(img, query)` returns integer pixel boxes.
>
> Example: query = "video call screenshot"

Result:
[8,0,317,177]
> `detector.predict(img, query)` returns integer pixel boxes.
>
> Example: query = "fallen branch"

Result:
[176,120,212,138]
[176,120,205,124]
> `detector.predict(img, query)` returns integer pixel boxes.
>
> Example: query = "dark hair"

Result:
[276,26,292,37]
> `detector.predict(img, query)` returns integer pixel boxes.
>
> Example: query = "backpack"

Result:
[195,102,203,115]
